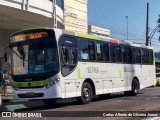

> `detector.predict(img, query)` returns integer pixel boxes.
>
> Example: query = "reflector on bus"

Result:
[109,38,119,44]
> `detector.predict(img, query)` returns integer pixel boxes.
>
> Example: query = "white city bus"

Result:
[8,28,156,105]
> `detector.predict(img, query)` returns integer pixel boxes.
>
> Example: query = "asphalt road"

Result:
[1,86,160,120]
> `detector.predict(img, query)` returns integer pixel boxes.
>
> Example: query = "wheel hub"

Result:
[83,88,90,100]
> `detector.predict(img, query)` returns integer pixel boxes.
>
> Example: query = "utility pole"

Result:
[146,2,149,46]
[126,16,128,40]
[157,15,160,41]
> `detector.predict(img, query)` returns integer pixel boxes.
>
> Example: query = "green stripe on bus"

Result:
[12,79,52,87]
[76,32,100,40]
[119,70,122,77]
[153,50,155,65]
[78,69,81,79]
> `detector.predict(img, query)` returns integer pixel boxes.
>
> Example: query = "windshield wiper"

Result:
[17,44,25,60]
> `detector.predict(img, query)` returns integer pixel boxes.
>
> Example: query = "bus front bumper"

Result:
[12,84,62,100]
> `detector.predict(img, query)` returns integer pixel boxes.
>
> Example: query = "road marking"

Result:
[145,96,158,100]
[146,98,151,100]
[5,104,27,111]
[152,96,158,99]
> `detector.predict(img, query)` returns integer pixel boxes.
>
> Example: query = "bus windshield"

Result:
[11,38,59,76]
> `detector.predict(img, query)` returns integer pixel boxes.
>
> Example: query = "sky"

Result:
[88,0,160,52]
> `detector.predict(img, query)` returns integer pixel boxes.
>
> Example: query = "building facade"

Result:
[0,0,110,59]
[64,0,88,33]
[0,0,64,57]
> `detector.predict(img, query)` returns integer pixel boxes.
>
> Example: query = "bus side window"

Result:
[80,49,89,60]
[61,48,77,66]
[61,47,69,65]
[149,50,153,65]
[69,49,77,65]
[132,48,141,64]
[80,39,89,60]
[103,44,110,62]
[96,42,103,61]
[59,36,78,76]
[88,41,95,60]
[110,44,116,62]
[122,46,132,64]
[141,49,149,64]
[116,45,122,62]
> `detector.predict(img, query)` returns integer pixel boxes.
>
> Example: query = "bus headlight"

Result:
[45,78,60,89]
[55,78,60,83]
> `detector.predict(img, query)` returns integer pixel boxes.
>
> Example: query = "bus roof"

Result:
[60,28,153,50]
[10,28,154,50]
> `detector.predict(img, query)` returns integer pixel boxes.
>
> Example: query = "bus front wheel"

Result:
[42,98,57,106]
[78,82,93,104]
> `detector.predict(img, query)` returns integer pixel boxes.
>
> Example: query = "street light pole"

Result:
[126,16,128,40]
[149,15,160,46]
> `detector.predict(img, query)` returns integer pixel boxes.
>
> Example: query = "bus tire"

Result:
[130,79,139,96]
[42,98,57,106]
[78,82,93,104]
[124,79,139,96]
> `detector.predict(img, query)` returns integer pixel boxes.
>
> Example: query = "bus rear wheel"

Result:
[124,79,139,96]
[42,98,57,106]
[131,79,139,96]
[78,82,93,104]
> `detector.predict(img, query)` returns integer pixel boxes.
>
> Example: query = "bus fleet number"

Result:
[87,67,99,73]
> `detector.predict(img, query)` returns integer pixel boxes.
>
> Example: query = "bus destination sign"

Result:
[10,32,48,43]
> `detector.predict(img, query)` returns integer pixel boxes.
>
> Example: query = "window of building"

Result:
[50,0,64,10]
[56,0,64,10]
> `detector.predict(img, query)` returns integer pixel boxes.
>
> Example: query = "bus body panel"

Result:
[9,28,156,101]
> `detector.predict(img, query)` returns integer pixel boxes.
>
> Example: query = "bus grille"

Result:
[18,93,44,98]
[18,86,44,89]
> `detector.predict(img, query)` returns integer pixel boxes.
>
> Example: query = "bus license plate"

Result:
[26,92,35,97]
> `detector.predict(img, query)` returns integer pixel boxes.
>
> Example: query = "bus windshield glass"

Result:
[10,31,59,76]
